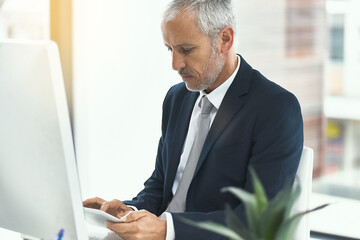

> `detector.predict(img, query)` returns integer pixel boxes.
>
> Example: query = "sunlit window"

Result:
[311,0,360,238]
[0,0,49,39]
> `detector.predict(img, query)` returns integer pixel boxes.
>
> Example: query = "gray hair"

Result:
[163,0,237,47]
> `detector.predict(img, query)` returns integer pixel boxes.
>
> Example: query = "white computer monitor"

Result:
[0,40,88,240]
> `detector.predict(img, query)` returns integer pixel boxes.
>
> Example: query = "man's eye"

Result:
[181,48,194,54]
[167,47,172,52]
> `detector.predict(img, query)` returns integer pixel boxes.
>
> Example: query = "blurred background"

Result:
[1,0,359,239]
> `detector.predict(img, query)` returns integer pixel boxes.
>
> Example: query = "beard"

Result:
[180,48,225,92]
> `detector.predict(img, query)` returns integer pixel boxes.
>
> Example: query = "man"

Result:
[84,0,304,239]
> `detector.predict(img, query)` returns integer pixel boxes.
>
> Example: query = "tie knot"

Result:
[200,96,213,115]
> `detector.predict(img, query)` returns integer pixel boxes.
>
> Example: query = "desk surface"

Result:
[0,223,122,240]
[0,227,337,240]
[2,193,360,240]
[310,192,360,239]
[0,227,21,239]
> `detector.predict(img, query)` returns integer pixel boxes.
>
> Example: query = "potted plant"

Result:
[181,167,328,240]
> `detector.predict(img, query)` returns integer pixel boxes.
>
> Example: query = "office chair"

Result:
[292,146,314,240]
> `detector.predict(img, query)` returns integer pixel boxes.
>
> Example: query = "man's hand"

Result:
[107,210,166,240]
[83,197,106,210]
[83,197,133,218]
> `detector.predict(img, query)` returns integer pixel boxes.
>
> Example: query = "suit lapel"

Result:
[164,90,199,199]
[194,56,254,176]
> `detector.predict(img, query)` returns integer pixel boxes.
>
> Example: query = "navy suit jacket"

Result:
[123,56,304,240]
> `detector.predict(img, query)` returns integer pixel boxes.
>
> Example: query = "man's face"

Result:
[162,11,225,92]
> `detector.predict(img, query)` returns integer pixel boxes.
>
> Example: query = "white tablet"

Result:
[84,207,122,228]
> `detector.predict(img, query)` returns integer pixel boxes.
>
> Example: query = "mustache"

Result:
[178,68,195,77]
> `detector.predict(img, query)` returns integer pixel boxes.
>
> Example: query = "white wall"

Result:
[73,0,178,201]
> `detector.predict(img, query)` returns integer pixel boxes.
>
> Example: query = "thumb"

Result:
[120,210,148,223]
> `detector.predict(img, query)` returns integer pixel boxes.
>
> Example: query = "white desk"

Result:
[3,195,360,240]
[311,192,360,239]
[0,227,21,239]
[0,224,333,240]
[0,223,122,240]
[0,227,323,240]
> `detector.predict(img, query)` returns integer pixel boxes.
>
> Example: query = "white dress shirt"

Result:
[161,56,241,240]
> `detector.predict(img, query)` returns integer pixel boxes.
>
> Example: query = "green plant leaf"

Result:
[178,216,244,240]
[257,180,295,239]
[249,167,268,214]
[275,203,330,240]
[258,199,286,239]
[222,186,258,233]
[224,204,256,240]
[274,213,302,240]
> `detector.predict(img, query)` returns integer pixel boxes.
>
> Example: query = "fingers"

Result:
[106,210,148,233]
[101,199,133,218]
[83,198,134,220]
[83,197,106,209]
[120,210,148,222]
[106,210,167,240]
[100,199,122,211]
[106,215,140,236]
[106,221,132,236]
[100,199,125,213]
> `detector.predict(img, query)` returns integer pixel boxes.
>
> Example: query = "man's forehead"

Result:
[161,17,207,47]
[163,33,201,49]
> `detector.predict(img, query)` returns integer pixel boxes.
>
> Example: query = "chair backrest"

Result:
[292,146,314,240]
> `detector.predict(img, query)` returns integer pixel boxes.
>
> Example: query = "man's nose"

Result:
[172,52,186,71]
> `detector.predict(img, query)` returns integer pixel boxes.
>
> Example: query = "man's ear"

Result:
[220,26,234,53]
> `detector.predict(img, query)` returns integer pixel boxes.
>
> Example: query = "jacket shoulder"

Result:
[250,70,300,109]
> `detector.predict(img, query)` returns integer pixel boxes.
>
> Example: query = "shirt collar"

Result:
[200,55,241,110]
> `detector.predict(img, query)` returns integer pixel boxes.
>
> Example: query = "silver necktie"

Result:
[166,96,214,212]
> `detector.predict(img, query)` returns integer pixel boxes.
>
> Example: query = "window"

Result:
[311,0,360,238]
[329,15,344,62]
[0,0,49,40]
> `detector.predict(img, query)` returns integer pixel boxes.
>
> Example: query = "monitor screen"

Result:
[0,40,88,240]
